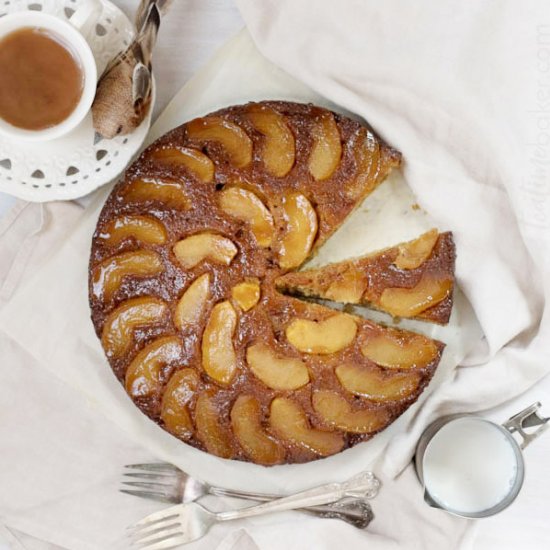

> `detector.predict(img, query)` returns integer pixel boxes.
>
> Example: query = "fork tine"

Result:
[123,472,176,480]
[120,489,179,504]
[122,481,174,490]
[135,534,190,550]
[128,516,180,542]
[131,504,182,528]
[132,524,182,545]
[125,463,181,472]
[120,481,178,502]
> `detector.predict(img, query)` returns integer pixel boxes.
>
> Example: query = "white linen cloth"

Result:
[235,0,550,411]
[1,1,550,549]
[0,29,476,549]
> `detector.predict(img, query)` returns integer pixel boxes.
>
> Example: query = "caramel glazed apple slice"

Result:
[88,100,453,465]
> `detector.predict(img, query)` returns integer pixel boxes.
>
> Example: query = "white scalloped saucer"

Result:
[0,0,154,202]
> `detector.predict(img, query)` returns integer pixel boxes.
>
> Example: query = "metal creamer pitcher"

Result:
[415,402,548,519]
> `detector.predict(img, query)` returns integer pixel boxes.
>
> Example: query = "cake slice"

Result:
[275,229,456,324]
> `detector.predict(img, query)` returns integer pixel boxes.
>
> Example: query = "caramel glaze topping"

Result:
[89,101,447,465]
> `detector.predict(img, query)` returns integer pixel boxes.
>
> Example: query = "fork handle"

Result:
[208,487,361,523]
[209,470,379,504]
[210,486,368,521]
[209,486,294,501]
[215,473,379,522]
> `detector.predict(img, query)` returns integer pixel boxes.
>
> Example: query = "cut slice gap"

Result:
[275,230,455,324]
[285,295,449,354]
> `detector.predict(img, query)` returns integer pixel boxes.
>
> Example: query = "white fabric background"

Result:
[233,1,550,546]
[0,29,479,550]
[1,1,549,549]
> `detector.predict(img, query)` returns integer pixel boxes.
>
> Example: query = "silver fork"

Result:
[129,472,380,548]
[121,463,374,528]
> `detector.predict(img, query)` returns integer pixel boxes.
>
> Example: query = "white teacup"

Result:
[0,0,103,142]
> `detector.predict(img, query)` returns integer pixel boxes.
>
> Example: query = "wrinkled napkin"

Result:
[228,1,550,546]
[1,0,549,548]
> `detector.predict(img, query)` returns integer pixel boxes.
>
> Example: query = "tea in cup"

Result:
[0,1,102,141]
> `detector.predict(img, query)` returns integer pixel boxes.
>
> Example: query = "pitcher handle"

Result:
[502,401,549,450]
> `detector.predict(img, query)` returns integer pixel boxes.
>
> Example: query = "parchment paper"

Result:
[0,30,482,493]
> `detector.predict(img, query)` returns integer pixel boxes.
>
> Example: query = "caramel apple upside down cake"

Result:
[89,101,456,465]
